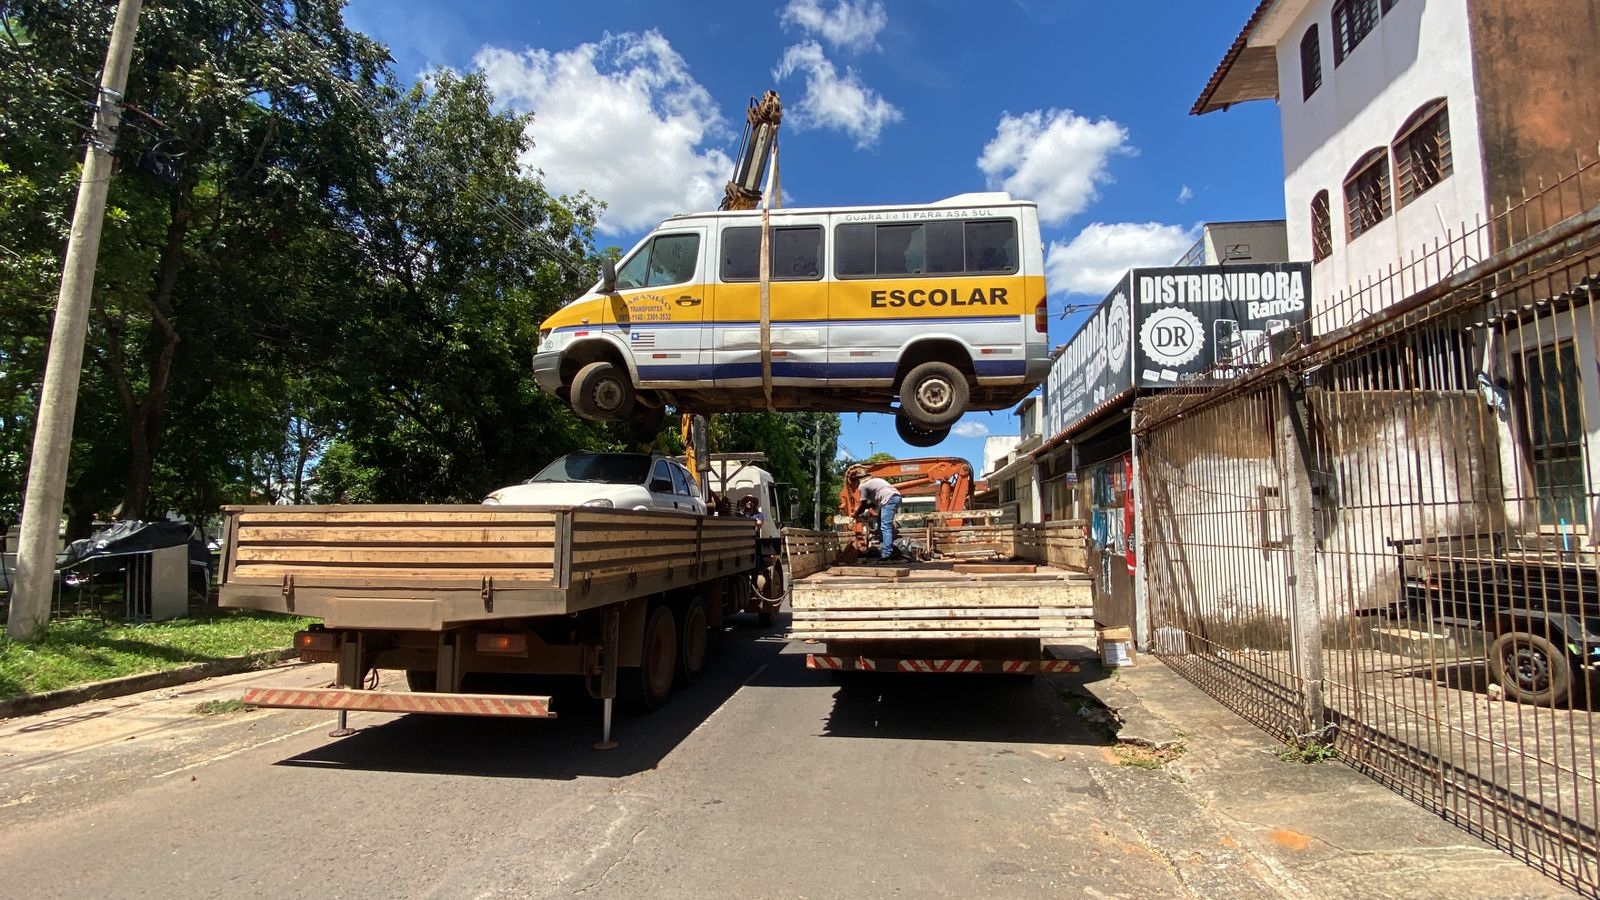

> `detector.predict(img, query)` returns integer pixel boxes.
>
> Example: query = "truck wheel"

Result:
[900,361,968,429]
[1489,631,1573,706]
[678,601,709,685]
[405,669,437,692]
[623,605,678,711]
[571,360,635,422]
[895,414,950,448]
[757,561,786,627]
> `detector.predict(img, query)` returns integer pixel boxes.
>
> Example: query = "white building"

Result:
[1192,0,1597,325]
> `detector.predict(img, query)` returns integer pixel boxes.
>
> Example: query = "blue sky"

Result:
[345,0,1285,471]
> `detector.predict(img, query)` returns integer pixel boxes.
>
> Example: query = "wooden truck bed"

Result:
[218,504,759,630]
[790,560,1094,642]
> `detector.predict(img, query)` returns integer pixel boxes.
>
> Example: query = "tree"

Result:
[1,0,389,529]
[309,70,616,502]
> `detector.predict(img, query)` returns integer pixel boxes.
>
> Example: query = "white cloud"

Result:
[774,41,902,148]
[951,421,990,439]
[1046,222,1201,296]
[1177,184,1194,204]
[779,0,888,54]
[976,109,1132,226]
[474,32,732,235]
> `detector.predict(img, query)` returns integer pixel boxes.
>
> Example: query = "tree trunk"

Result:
[117,188,189,517]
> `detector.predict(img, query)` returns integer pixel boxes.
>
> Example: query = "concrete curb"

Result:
[1071,666,1186,751]
[0,649,298,720]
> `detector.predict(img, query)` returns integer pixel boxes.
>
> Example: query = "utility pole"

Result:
[812,424,823,531]
[8,0,143,640]
[867,440,878,457]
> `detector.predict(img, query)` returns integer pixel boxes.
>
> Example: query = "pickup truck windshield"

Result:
[529,453,652,485]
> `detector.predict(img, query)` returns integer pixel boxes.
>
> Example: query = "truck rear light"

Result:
[476,633,529,654]
[1034,298,1048,333]
[295,630,336,652]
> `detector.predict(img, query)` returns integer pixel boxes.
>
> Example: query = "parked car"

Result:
[482,452,707,514]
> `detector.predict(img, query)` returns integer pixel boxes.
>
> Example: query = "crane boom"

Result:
[721,91,783,211]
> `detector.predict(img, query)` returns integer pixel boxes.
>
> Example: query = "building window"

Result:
[1393,100,1452,207]
[1343,148,1391,241]
[1310,191,1333,262]
[1518,342,1589,528]
[1300,26,1322,99]
[1332,0,1380,65]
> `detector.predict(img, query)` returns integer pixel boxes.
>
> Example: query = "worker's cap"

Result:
[846,464,869,479]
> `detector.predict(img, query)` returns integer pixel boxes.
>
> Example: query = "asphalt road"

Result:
[0,616,1187,899]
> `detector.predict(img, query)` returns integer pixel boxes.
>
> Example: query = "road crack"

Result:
[572,822,651,895]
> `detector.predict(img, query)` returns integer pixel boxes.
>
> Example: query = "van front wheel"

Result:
[571,361,635,422]
[900,361,968,429]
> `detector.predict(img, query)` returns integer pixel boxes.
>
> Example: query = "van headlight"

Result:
[581,498,614,507]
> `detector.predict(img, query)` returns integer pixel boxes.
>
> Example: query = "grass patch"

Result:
[1112,741,1186,769]
[193,698,255,716]
[0,610,311,702]
[1277,739,1338,764]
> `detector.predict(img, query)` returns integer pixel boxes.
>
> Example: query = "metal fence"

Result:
[1135,157,1600,896]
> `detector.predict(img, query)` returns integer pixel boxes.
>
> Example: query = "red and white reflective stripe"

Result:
[1002,660,1029,673]
[241,687,555,718]
[1039,660,1079,673]
[896,659,982,673]
[856,657,877,671]
[807,655,843,670]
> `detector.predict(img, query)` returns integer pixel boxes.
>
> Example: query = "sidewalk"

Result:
[1064,660,1572,899]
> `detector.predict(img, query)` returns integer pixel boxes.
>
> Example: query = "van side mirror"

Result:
[601,260,617,293]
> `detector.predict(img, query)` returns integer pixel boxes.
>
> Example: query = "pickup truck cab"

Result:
[534,192,1049,446]
[483,452,706,515]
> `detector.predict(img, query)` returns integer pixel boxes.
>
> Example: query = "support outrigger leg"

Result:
[330,633,362,737]
[595,604,622,750]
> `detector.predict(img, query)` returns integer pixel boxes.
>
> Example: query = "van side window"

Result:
[835,223,875,277]
[719,226,823,281]
[617,233,701,290]
[833,218,1019,278]
[966,220,1018,272]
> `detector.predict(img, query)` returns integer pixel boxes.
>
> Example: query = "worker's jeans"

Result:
[878,496,901,559]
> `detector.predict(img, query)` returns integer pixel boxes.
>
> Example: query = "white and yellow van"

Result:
[533,192,1049,446]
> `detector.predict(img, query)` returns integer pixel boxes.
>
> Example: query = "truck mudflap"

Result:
[805,655,1079,674]
[241,686,555,718]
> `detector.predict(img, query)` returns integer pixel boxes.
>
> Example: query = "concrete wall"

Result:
[1468,0,1600,235]
[1275,0,1491,321]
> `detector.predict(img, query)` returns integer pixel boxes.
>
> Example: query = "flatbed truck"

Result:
[787,524,1094,675]
[217,503,771,743]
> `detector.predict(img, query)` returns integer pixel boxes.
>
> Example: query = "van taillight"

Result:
[1034,298,1048,333]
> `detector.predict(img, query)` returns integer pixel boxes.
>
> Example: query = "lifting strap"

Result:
[759,140,781,412]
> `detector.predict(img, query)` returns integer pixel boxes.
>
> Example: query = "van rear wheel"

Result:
[571,360,635,422]
[896,414,950,448]
[900,361,968,429]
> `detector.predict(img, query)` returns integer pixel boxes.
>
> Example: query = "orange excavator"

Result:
[838,457,974,552]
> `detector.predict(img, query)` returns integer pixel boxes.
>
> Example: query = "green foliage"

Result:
[0,0,618,533]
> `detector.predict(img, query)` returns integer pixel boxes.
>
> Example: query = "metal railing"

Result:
[1135,158,1600,896]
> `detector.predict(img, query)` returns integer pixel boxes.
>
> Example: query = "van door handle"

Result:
[675,296,702,306]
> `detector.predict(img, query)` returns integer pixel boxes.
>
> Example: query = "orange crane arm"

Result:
[838,458,974,527]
